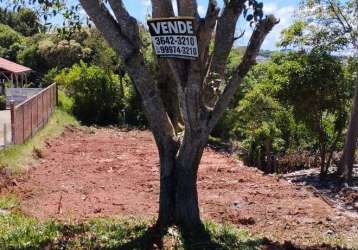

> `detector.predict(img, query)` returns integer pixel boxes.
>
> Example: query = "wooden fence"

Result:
[10,83,57,144]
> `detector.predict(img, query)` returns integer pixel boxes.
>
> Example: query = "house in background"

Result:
[0,57,41,105]
[0,57,32,88]
[0,57,57,148]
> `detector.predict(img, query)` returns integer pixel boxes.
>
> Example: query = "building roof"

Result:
[0,57,32,74]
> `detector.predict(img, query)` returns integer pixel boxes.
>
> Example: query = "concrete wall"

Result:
[5,88,42,106]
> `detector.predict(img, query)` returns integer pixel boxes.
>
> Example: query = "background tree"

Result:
[0,7,44,36]
[277,50,349,178]
[288,0,358,183]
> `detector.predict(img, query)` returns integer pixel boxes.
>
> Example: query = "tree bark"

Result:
[175,136,207,229]
[151,0,184,132]
[157,135,206,231]
[339,77,358,183]
[320,143,327,179]
[156,141,178,227]
[264,138,273,173]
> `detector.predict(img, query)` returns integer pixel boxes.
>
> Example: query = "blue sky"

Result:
[121,0,300,50]
[2,0,300,50]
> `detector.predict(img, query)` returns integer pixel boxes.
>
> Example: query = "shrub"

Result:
[0,24,23,48]
[0,24,24,60]
[55,62,123,125]
[0,95,6,110]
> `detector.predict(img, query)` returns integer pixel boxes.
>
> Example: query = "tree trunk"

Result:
[175,167,202,229]
[320,143,327,179]
[339,78,358,183]
[175,141,206,230]
[157,136,206,232]
[264,138,273,173]
[156,143,177,227]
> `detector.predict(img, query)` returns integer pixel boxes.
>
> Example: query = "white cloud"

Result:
[140,1,206,17]
[172,0,178,15]
[198,5,206,17]
[236,3,295,50]
[261,3,295,50]
[140,0,151,7]
[137,0,295,51]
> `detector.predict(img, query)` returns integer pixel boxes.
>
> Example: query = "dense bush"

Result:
[0,24,23,48]
[211,50,353,174]
[55,62,145,126]
[38,39,92,69]
[0,24,24,60]
[54,62,123,125]
[0,95,6,110]
[0,8,44,36]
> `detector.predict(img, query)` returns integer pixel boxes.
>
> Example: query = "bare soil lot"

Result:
[1,127,357,247]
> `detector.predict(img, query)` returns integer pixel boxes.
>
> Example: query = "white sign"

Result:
[147,18,199,60]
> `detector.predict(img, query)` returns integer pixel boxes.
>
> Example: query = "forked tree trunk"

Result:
[157,136,207,231]
[80,0,277,238]
[339,78,358,183]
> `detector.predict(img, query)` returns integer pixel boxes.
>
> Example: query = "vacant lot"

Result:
[1,127,357,248]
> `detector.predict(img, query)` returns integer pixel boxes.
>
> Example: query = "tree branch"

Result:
[328,0,352,34]
[151,0,174,17]
[208,15,279,131]
[108,0,140,49]
[197,0,220,65]
[81,0,177,149]
[151,0,185,132]
[80,0,136,61]
[167,60,191,131]
[209,0,246,77]
[177,0,199,18]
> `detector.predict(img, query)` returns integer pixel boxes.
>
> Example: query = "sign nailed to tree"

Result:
[147,17,199,60]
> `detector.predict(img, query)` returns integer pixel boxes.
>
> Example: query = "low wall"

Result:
[6,88,42,106]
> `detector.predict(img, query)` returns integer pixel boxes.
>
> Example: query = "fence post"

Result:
[22,104,25,144]
[10,100,15,144]
[30,99,33,137]
[3,123,6,147]
[42,91,44,128]
[56,84,58,106]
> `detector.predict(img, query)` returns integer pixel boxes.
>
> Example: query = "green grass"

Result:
[0,208,265,250]
[0,193,353,250]
[0,193,263,250]
[0,194,19,210]
[0,212,61,250]
[57,90,74,114]
[0,108,78,173]
[200,221,264,250]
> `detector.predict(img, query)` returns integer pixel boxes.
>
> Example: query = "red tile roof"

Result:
[0,57,32,74]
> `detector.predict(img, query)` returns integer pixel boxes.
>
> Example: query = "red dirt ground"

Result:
[1,127,358,247]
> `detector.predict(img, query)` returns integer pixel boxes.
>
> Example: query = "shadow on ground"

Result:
[52,225,350,250]
[284,169,358,212]
[107,228,349,250]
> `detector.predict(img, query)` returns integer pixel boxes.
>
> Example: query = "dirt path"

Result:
[1,127,357,247]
